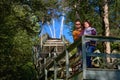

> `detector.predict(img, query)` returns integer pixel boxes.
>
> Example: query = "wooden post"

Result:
[66,50,70,80]
[44,58,48,80]
[54,52,57,80]
[82,36,87,79]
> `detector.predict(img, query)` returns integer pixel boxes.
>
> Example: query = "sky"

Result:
[39,16,74,43]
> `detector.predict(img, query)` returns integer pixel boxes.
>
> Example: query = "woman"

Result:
[83,20,97,67]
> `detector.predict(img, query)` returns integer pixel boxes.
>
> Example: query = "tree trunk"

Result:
[103,0,111,63]
[74,1,81,19]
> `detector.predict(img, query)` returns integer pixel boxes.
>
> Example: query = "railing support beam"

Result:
[54,53,57,80]
[82,36,87,79]
[66,50,70,80]
[44,58,48,80]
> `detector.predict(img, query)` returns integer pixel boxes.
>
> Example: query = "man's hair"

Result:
[74,19,84,29]
[75,19,81,23]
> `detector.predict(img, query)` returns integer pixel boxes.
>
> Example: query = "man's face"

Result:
[75,21,81,29]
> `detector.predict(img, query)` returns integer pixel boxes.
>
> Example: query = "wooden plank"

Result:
[87,53,120,58]
[86,68,120,80]
[43,44,64,46]
[46,40,62,42]
[45,59,54,69]
[44,41,64,43]
[44,37,82,70]
[85,35,120,42]
[55,37,82,62]
[69,68,120,80]
[68,70,83,80]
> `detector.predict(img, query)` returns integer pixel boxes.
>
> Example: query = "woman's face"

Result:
[75,21,81,29]
[84,22,90,28]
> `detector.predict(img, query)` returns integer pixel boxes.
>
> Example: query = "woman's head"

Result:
[83,20,91,28]
[75,19,81,29]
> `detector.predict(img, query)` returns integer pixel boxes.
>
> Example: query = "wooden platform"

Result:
[41,39,65,55]
[69,68,120,80]
[85,68,120,80]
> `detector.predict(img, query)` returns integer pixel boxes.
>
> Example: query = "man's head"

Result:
[75,19,81,29]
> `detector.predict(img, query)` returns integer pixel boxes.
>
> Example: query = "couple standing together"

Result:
[72,19,97,68]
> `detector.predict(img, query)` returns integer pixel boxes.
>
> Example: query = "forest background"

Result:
[0,0,120,79]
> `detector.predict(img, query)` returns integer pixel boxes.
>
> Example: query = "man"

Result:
[72,19,83,41]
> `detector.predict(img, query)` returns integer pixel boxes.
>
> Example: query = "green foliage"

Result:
[0,29,37,79]
[0,0,46,79]
[65,0,120,37]
[0,0,62,79]
[31,0,58,22]
[109,0,120,37]
[20,62,37,80]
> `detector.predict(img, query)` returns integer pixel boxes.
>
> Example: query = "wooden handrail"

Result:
[41,35,120,79]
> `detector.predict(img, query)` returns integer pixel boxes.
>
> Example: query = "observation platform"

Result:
[33,35,120,80]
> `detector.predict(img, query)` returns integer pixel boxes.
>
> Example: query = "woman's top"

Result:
[83,27,97,46]
[83,27,96,35]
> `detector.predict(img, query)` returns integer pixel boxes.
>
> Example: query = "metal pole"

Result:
[54,52,57,80]
[66,50,69,80]
[82,36,87,79]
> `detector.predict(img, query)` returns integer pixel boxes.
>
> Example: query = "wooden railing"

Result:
[39,35,120,80]
[82,35,120,80]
